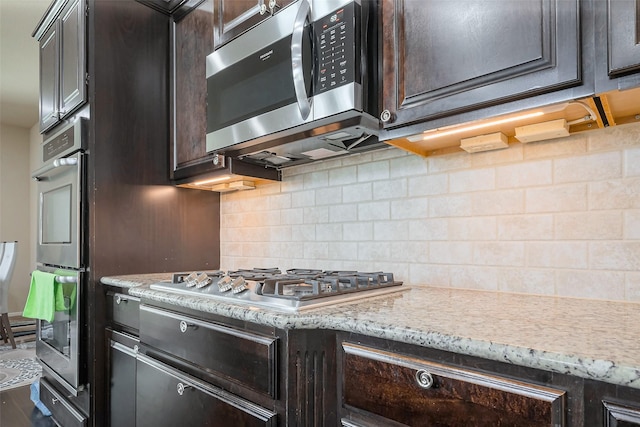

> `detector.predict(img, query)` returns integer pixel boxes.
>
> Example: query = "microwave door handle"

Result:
[291,0,311,120]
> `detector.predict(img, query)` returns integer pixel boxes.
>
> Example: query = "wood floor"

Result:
[0,384,54,427]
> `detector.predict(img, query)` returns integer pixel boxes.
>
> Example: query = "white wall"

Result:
[220,120,640,302]
[0,123,35,313]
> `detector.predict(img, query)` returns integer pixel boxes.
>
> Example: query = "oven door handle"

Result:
[32,153,81,181]
[291,0,311,120]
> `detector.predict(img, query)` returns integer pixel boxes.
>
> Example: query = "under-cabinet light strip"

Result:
[192,176,231,186]
[410,111,545,142]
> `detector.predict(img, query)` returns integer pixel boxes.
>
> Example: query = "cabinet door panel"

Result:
[171,0,215,179]
[382,0,581,128]
[140,305,277,397]
[608,0,640,76]
[341,342,565,427]
[59,0,86,118]
[213,0,296,49]
[604,400,640,427]
[40,23,60,133]
[136,354,276,427]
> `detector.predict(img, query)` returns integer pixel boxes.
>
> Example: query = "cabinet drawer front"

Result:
[108,292,140,332]
[40,378,87,427]
[342,343,565,427]
[140,305,277,397]
[136,353,276,427]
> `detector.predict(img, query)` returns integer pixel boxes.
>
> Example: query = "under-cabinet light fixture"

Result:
[460,132,509,153]
[514,119,570,143]
[408,111,545,142]
[192,176,231,186]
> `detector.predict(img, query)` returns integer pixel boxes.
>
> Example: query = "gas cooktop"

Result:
[149,268,405,312]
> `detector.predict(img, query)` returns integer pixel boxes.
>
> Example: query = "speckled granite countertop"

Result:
[102,273,640,390]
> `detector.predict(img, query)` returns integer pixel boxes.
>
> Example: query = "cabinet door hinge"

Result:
[85,72,89,86]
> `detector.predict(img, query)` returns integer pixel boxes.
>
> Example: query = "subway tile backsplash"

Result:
[220,121,640,301]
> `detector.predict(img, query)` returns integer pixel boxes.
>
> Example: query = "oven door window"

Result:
[40,282,77,358]
[42,184,72,244]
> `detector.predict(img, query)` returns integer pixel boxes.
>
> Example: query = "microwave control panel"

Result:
[314,3,356,94]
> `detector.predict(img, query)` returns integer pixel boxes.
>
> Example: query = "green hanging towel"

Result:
[23,270,56,323]
[55,281,77,311]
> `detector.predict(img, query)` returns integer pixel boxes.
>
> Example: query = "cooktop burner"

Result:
[149,268,405,312]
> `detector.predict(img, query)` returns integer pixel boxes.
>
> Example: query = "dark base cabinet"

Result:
[136,353,276,426]
[108,331,137,427]
[341,342,565,427]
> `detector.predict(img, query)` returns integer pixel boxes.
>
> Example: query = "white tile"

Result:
[496,160,552,188]
[497,214,554,240]
[408,173,448,196]
[373,178,408,200]
[624,210,640,239]
[526,184,587,213]
[555,211,623,240]
[429,241,473,264]
[391,197,429,220]
[358,160,390,182]
[428,152,471,173]
[527,242,588,269]
[328,204,358,223]
[389,154,429,177]
[358,201,390,221]
[588,121,640,152]
[389,241,428,263]
[589,177,640,210]
[291,224,316,241]
[626,272,640,302]
[409,264,450,287]
[625,147,640,177]
[329,165,357,186]
[267,193,292,210]
[303,242,329,259]
[281,208,304,225]
[448,217,497,240]
[496,268,555,294]
[328,242,359,261]
[473,242,525,266]
[429,194,473,217]
[316,223,343,241]
[292,190,316,208]
[303,170,329,189]
[343,222,373,241]
[553,151,622,183]
[589,241,640,270]
[450,266,498,291]
[343,182,373,203]
[449,168,495,193]
[315,186,343,205]
[374,221,409,241]
[357,242,392,261]
[303,206,329,224]
[408,218,449,241]
[556,270,625,300]
[472,189,524,216]
[523,133,587,160]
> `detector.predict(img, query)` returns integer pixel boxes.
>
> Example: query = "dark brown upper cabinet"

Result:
[595,0,640,93]
[37,0,86,134]
[607,0,640,78]
[213,0,297,49]
[380,0,588,135]
[170,0,216,180]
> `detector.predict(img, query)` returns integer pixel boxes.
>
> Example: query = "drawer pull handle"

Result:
[179,320,195,333]
[51,398,59,404]
[415,370,434,389]
[115,295,125,304]
[176,382,192,396]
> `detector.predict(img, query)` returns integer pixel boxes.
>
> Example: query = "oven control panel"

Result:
[41,118,86,163]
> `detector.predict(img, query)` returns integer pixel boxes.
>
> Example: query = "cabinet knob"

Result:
[415,369,435,389]
[179,320,195,333]
[380,109,394,123]
[115,295,128,305]
[176,382,192,396]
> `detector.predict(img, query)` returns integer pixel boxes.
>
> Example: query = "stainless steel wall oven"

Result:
[32,118,86,396]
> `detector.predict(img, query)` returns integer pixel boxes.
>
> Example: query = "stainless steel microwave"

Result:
[205,0,382,168]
